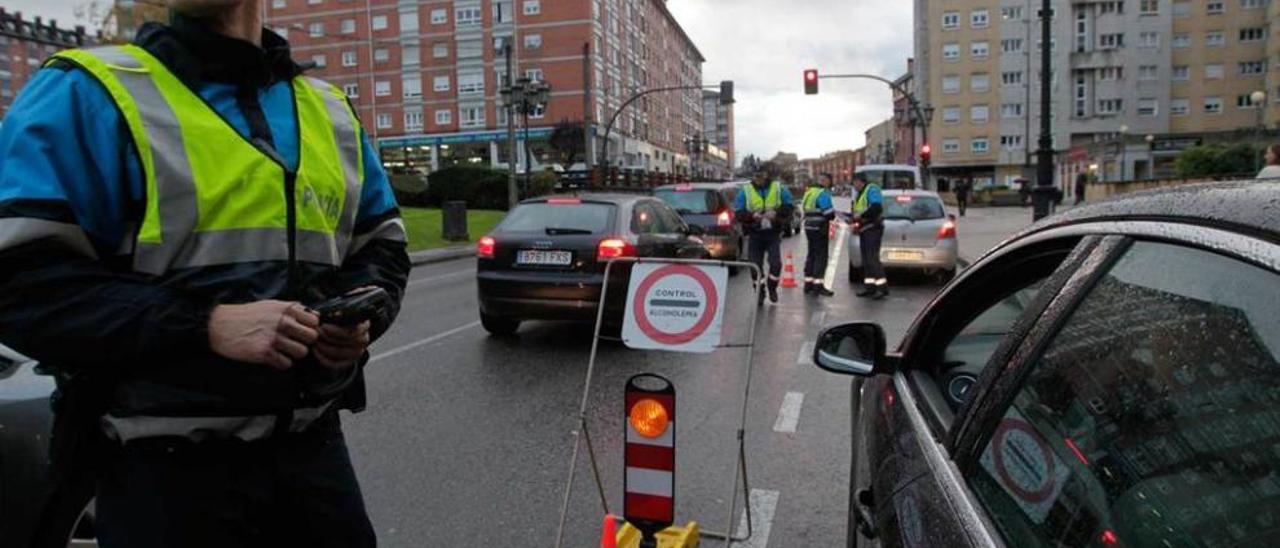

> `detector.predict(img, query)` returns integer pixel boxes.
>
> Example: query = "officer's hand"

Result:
[314,321,372,371]
[209,301,320,370]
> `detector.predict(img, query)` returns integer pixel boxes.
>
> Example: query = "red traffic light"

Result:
[804,69,819,95]
[919,143,932,165]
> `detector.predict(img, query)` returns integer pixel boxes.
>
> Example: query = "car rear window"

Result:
[884,196,945,220]
[499,202,614,234]
[859,169,917,190]
[655,189,718,214]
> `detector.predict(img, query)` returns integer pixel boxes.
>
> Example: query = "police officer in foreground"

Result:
[851,173,889,299]
[0,1,410,546]
[801,173,836,297]
[735,162,795,305]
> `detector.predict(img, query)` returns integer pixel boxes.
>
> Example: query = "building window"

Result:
[404,111,423,133]
[311,54,326,68]
[431,9,447,24]
[461,107,485,128]
[1099,66,1124,81]
[970,105,989,123]
[403,76,422,99]
[1138,65,1158,80]
[343,83,359,97]
[942,43,960,60]
[942,106,960,123]
[1001,71,1024,86]
[942,75,961,94]
[402,46,419,66]
[458,72,484,94]
[1206,31,1225,47]
[524,34,542,50]
[1139,0,1160,14]
[376,113,392,129]
[1000,135,1024,150]
[1240,28,1267,42]
[1099,1,1124,14]
[1137,98,1158,116]
[1170,98,1189,115]
[1172,33,1191,48]
[942,12,960,30]
[1205,64,1225,79]
[1172,1,1191,17]
[942,139,960,154]
[1001,103,1023,118]
[1207,1,1225,13]
[456,7,482,26]
[1172,66,1190,80]
[457,39,483,58]
[372,15,388,30]
[434,43,448,58]
[309,22,324,37]
[1001,6,1023,20]
[971,138,989,154]
[341,51,356,67]
[341,19,356,34]
[1001,38,1023,53]
[1242,0,1267,8]
[1204,96,1223,113]
[1239,61,1266,75]
[970,9,989,28]
[436,109,452,125]
[1097,98,1123,114]
[529,104,546,119]
[523,0,541,15]
[1138,32,1160,48]
[272,0,285,8]
[375,80,391,97]
[1237,94,1265,108]
[1099,33,1124,49]
[971,41,989,59]
[308,0,320,4]
[971,73,990,92]
[525,68,544,82]
[374,48,389,63]
[433,75,450,92]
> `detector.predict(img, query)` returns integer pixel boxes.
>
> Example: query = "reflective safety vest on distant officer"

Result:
[50,44,364,277]
[744,182,783,212]
[802,186,833,233]
[854,183,883,215]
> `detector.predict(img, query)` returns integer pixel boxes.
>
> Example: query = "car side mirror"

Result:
[813,322,887,377]
[685,224,705,236]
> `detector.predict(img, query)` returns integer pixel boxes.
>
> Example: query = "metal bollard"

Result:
[442,200,469,242]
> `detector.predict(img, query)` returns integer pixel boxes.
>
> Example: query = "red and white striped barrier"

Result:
[624,376,675,532]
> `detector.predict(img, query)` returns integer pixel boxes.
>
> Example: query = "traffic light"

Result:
[720,80,735,104]
[804,69,819,95]
[919,143,932,167]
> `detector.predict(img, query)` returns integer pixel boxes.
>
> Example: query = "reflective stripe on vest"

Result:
[854,184,883,215]
[100,400,335,444]
[802,187,826,212]
[51,45,365,275]
[743,182,782,212]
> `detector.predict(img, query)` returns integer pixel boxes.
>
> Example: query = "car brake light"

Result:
[674,184,693,192]
[597,238,635,260]
[477,236,496,258]
[717,210,732,227]
[937,220,956,239]
[895,195,913,202]
[546,198,582,205]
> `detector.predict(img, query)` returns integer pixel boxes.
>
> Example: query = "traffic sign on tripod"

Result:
[622,263,728,354]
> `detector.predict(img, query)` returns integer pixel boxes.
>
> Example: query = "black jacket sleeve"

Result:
[322,209,411,341]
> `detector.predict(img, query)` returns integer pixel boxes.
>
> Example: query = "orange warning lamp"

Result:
[629,398,670,439]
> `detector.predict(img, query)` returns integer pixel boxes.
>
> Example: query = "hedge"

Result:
[391,166,560,210]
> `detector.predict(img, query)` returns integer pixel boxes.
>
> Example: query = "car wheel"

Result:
[935,267,956,285]
[32,483,95,548]
[480,312,520,336]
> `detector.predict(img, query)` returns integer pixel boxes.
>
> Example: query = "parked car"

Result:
[476,193,711,335]
[1,344,96,547]
[654,182,744,265]
[848,189,958,284]
[812,181,1280,548]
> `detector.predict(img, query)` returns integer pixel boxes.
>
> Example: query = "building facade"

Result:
[0,9,95,117]
[915,0,1280,188]
[702,88,735,178]
[266,0,706,177]
[811,148,864,184]
[865,117,899,164]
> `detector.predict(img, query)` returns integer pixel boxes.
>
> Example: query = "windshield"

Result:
[859,169,918,190]
[654,189,717,214]
[499,203,614,234]
[883,196,945,220]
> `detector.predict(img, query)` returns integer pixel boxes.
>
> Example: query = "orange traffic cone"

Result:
[601,514,618,548]
[781,251,799,289]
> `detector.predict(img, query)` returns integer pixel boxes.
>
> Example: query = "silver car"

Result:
[847,189,958,283]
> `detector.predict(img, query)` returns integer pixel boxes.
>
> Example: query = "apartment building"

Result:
[915,0,1280,187]
[702,89,735,178]
[267,0,705,176]
[811,148,866,183]
[0,9,95,117]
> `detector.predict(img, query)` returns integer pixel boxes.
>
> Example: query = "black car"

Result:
[812,181,1280,547]
[654,182,744,263]
[1,344,96,548]
[476,193,710,335]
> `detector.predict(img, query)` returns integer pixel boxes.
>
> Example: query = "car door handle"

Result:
[855,488,879,539]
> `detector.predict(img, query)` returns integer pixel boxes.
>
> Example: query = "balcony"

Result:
[1071,49,1125,70]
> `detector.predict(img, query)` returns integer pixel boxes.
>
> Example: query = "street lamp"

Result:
[1253,90,1268,171]
[1144,134,1156,180]
[1118,125,1129,182]
[502,77,552,196]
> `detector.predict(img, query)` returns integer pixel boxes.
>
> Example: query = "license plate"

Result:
[885,250,925,262]
[517,250,572,265]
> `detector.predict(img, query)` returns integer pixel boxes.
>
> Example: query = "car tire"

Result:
[31,482,95,548]
[480,312,521,336]
[935,267,956,285]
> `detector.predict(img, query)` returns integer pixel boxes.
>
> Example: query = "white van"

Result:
[855,164,924,191]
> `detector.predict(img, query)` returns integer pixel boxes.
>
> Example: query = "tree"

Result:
[547,119,585,171]
[1175,143,1260,178]
[76,0,168,43]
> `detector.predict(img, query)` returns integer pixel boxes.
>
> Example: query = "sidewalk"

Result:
[955,206,1036,266]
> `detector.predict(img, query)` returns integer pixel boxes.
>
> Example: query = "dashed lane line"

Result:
[369,321,482,363]
[773,391,805,433]
[795,341,814,366]
[731,488,781,548]
[406,268,474,288]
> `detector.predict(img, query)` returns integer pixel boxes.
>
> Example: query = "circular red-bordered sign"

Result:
[631,264,719,346]
[990,418,1056,503]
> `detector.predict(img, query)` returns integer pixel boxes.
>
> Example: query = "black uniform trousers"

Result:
[95,413,376,548]
[747,229,783,287]
[859,225,886,283]
[803,229,829,283]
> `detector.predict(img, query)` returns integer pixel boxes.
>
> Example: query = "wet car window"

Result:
[632,203,663,235]
[500,203,613,234]
[859,169,917,190]
[884,197,946,221]
[968,241,1280,547]
[939,280,1045,409]
[654,204,687,234]
[655,189,717,214]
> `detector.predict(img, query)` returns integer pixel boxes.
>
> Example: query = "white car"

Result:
[848,189,959,284]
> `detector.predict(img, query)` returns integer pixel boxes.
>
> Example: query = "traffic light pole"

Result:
[816,73,931,185]
[600,83,733,183]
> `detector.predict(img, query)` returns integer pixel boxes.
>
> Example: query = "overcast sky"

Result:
[14,0,912,163]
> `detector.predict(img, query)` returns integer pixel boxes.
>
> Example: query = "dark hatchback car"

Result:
[653,182,744,263]
[812,181,1280,547]
[476,193,710,335]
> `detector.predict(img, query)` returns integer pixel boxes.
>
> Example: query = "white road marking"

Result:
[773,391,805,433]
[795,341,814,365]
[822,223,847,289]
[731,489,781,548]
[369,321,481,363]
[407,268,474,288]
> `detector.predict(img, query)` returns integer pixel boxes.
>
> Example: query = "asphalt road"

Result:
[344,205,1027,547]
